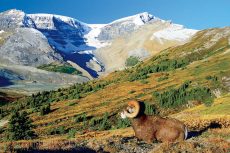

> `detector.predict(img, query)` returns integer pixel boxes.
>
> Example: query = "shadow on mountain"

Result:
[0,76,13,87]
[64,52,99,77]
[36,16,99,78]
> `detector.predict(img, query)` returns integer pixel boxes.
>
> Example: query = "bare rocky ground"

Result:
[1,128,229,153]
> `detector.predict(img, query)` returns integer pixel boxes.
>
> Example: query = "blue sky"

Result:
[0,0,229,30]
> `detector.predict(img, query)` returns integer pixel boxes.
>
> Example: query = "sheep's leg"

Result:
[177,131,186,141]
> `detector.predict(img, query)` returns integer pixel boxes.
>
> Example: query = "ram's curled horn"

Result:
[125,100,140,118]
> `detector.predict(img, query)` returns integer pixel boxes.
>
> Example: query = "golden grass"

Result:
[172,94,230,130]
[0,128,134,152]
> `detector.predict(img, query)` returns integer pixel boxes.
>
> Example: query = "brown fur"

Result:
[130,115,186,143]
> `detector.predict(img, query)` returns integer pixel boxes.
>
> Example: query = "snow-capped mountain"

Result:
[97,12,159,41]
[0,9,198,78]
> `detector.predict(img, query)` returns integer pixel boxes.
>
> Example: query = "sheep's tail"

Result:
[184,126,188,140]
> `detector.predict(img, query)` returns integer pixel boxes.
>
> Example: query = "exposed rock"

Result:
[98,12,157,41]
[0,28,63,66]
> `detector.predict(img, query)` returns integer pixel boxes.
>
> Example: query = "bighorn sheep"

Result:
[121,100,187,143]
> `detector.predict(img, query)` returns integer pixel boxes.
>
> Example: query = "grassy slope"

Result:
[0,95,229,152]
[0,27,230,152]
[37,63,82,75]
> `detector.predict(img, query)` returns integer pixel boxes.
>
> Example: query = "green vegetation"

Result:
[153,81,214,108]
[47,126,66,135]
[125,56,140,67]
[128,58,189,81]
[7,111,36,140]
[144,103,157,115]
[98,112,111,130]
[1,80,115,120]
[201,100,230,115]
[67,128,77,138]
[206,75,218,81]
[37,63,82,75]
[115,118,131,129]
[39,103,51,116]
[74,113,87,123]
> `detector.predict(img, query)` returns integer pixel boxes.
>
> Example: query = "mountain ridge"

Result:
[0,9,197,93]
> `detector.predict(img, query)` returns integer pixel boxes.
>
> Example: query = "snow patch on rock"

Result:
[151,24,198,42]
[28,13,90,31]
[85,24,110,48]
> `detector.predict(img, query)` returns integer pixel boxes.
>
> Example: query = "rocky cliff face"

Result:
[0,28,63,66]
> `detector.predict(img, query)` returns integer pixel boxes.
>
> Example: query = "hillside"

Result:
[0,27,229,152]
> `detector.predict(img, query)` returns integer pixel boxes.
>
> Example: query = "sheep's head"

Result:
[121,100,140,119]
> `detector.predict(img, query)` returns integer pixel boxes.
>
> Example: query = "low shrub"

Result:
[144,103,157,115]
[67,128,77,138]
[47,126,66,135]
[99,112,111,131]
[115,118,131,129]
[39,104,51,116]
[38,63,82,75]
[125,56,140,67]
[128,58,189,81]
[153,81,214,108]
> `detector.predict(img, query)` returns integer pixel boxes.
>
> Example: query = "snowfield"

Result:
[85,24,109,48]
[151,24,198,43]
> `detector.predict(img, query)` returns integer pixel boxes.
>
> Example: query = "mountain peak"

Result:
[110,12,157,25]
[133,12,156,25]
[4,9,24,15]
[0,9,28,29]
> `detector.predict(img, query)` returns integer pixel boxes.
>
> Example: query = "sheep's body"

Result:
[131,115,187,143]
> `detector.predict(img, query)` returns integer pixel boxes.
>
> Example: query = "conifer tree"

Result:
[8,111,36,140]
